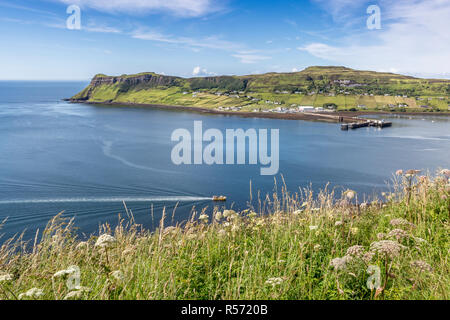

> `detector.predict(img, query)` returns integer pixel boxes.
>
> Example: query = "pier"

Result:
[341,119,392,130]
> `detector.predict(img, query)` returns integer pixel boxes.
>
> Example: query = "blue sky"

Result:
[0,0,449,80]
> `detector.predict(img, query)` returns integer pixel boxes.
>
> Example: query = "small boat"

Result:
[212,195,227,201]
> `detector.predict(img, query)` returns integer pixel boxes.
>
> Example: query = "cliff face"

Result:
[71,73,186,101]
[70,67,450,103]
[89,73,183,87]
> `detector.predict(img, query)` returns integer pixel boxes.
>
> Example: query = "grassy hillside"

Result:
[71,66,450,112]
[0,170,449,300]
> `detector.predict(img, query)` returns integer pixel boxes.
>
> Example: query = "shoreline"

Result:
[69,100,450,123]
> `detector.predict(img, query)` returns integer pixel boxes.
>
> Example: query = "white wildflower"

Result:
[377,233,386,240]
[387,228,409,240]
[439,169,450,178]
[344,189,356,200]
[309,225,318,231]
[95,234,116,248]
[330,255,353,271]
[75,241,89,250]
[335,221,344,226]
[0,273,13,282]
[370,240,406,258]
[53,266,78,278]
[18,288,44,299]
[111,270,124,282]
[265,277,283,287]
[346,245,365,257]
[390,218,415,228]
[215,212,223,221]
[395,169,403,176]
[410,260,433,273]
[199,214,209,222]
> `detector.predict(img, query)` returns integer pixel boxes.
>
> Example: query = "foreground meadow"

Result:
[0,170,449,300]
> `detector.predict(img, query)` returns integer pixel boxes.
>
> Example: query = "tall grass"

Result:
[0,170,448,300]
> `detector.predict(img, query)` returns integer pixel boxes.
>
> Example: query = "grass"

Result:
[0,170,449,300]
[72,66,450,113]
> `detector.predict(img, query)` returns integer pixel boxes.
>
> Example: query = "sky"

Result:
[0,0,449,80]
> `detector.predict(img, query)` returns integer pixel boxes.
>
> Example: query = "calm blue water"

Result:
[1,81,449,240]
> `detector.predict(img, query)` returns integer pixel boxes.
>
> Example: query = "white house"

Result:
[298,106,315,112]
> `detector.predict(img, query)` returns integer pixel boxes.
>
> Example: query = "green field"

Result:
[72,66,450,113]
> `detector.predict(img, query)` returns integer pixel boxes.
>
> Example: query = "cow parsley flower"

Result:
[370,240,406,258]
[330,255,353,271]
[95,234,116,248]
[0,273,13,282]
[18,288,44,299]
[346,245,365,257]
[265,277,283,286]
[388,228,409,240]
[410,260,433,273]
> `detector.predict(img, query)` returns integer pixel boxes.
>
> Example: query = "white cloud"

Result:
[192,66,216,76]
[55,0,220,17]
[232,53,271,64]
[133,30,240,51]
[300,0,450,76]
[291,68,298,72]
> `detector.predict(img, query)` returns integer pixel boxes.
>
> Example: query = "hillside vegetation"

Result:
[0,170,449,300]
[71,66,450,112]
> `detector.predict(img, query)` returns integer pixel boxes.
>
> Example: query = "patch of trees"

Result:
[189,77,247,91]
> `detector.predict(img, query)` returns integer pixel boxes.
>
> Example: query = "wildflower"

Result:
[330,255,352,271]
[335,221,344,226]
[346,245,365,257]
[413,236,428,244]
[390,218,415,228]
[111,270,124,282]
[95,234,116,248]
[248,211,257,218]
[122,246,136,256]
[63,290,83,300]
[405,169,421,177]
[53,266,78,278]
[223,210,236,218]
[350,227,359,235]
[75,241,89,250]
[301,202,308,207]
[395,169,403,176]
[265,277,283,287]
[377,233,386,240]
[215,212,223,221]
[410,260,433,273]
[309,225,318,231]
[18,288,44,299]
[217,229,226,237]
[199,214,209,222]
[360,202,368,209]
[387,228,409,240]
[0,273,13,282]
[370,240,406,258]
[63,287,90,300]
[231,225,240,233]
[313,244,322,251]
[362,251,375,263]
[439,169,450,178]
[293,209,303,215]
[344,189,356,200]
[163,226,177,235]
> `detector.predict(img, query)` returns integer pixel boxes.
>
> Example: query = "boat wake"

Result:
[0,196,212,205]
